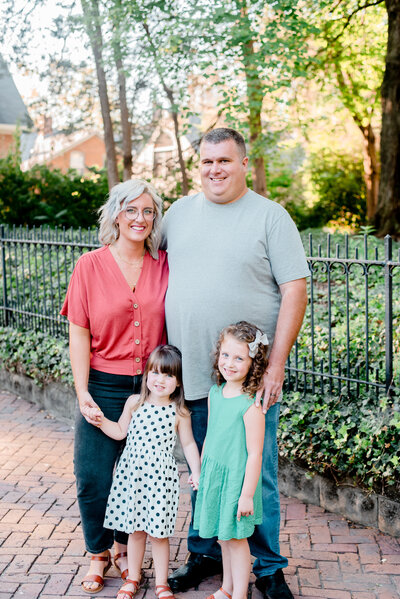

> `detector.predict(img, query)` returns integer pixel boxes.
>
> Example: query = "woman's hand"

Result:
[78,391,103,426]
[237,494,254,521]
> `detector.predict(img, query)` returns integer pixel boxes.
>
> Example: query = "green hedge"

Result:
[0,153,109,228]
[0,326,73,387]
[279,390,400,500]
[1,325,398,499]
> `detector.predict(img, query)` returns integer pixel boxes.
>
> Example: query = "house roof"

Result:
[21,129,104,170]
[0,54,33,128]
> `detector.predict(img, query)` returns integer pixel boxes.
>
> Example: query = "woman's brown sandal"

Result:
[155,584,176,599]
[206,588,232,599]
[81,550,112,594]
[114,551,128,580]
[117,577,141,599]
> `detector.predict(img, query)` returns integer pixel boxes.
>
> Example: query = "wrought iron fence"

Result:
[285,233,399,397]
[0,224,99,337]
[1,224,399,396]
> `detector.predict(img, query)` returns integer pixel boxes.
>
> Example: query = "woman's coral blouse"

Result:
[60,246,169,376]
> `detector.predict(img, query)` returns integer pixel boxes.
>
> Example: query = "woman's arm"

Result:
[237,403,265,521]
[98,394,139,440]
[177,412,201,490]
[69,322,102,426]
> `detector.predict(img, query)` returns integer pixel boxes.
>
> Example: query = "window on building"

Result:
[70,151,85,175]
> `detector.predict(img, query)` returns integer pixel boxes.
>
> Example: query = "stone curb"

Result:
[279,455,400,537]
[0,366,76,423]
[1,365,399,537]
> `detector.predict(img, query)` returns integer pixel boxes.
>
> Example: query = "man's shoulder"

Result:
[167,192,204,215]
[244,189,288,215]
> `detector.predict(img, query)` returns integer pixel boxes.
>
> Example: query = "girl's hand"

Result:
[188,473,200,490]
[84,406,104,426]
[79,392,103,426]
[236,495,254,521]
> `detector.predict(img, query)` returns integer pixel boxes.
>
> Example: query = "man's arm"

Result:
[256,278,308,413]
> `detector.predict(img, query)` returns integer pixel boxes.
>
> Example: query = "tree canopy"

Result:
[0,0,398,236]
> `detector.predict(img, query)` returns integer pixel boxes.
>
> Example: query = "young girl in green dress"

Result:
[194,321,269,599]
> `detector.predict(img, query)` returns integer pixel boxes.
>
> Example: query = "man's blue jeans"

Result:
[187,397,288,577]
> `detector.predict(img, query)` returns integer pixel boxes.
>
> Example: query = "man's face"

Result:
[199,139,248,204]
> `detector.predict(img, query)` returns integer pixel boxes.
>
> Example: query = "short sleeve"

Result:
[60,256,90,328]
[266,211,310,285]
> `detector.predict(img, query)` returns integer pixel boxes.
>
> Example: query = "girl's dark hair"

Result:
[212,321,269,397]
[136,344,187,415]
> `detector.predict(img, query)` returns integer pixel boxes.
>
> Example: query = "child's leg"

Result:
[227,538,251,599]
[128,531,147,580]
[208,540,233,599]
[149,536,171,591]
[220,540,233,595]
[117,531,147,599]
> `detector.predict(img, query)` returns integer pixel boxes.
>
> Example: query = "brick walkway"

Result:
[0,389,399,599]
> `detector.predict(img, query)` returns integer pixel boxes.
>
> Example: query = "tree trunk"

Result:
[374,0,400,238]
[359,124,380,221]
[248,110,267,197]
[141,23,189,196]
[164,89,190,196]
[335,65,381,224]
[111,1,132,182]
[241,10,267,196]
[81,0,119,190]
[115,51,132,181]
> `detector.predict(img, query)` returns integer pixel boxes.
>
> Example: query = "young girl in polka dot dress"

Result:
[92,345,201,599]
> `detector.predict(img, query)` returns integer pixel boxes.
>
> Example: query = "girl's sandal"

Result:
[81,550,112,594]
[155,584,176,599]
[114,551,128,580]
[206,588,232,599]
[117,577,141,599]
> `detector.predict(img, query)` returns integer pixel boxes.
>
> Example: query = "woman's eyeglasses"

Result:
[123,207,156,222]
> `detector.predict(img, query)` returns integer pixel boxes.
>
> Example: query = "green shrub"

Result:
[0,326,73,387]
[280,390,400,499]
[0,152,109,228]
[308,151,367,229]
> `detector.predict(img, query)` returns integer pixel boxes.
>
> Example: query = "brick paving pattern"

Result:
[0,389,399,599]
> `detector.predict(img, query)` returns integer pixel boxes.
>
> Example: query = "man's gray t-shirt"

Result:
[162,189,310,401]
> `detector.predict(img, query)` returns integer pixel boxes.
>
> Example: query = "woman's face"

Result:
[115,192,155,244]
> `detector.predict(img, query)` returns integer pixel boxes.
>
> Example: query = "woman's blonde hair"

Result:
[135,345,188,415]
[212,321,269,397]
[98,179,163,259]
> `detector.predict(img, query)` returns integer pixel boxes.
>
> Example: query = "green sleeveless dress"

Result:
[193,383,263,540]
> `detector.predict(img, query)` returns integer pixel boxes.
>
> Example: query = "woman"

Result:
[61,179,168,594]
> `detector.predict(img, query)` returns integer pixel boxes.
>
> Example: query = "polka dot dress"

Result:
[104,402,179,537]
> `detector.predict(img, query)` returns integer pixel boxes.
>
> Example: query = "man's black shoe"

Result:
[167,552,223,592]
[255,569,294,599]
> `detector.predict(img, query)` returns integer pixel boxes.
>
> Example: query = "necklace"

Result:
[114,246,145,267]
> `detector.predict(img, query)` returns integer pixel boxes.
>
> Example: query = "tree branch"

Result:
[330,0,385,44]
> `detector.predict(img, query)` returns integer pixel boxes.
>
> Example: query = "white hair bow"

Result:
[248,330,269,358]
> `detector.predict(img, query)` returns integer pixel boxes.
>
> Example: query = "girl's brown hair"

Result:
[135,345,188,415]
[212,321,269,397]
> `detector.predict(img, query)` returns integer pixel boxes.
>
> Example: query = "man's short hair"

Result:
[200,128,247,158]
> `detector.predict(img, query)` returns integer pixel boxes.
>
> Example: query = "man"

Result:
[162,128,309,599]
